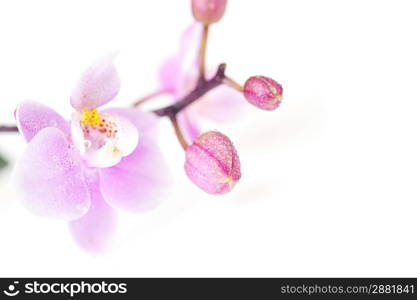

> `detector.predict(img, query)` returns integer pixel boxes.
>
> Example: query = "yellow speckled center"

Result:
[81,108,102,126]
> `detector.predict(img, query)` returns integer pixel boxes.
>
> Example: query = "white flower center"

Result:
[71,109,138,168]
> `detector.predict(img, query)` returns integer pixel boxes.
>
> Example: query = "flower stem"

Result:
[198,24,210,80]
[168,113,189,150]
[150,63,227,150]
[0,126,18,133]
[133,90,167,107]
[223,76,244,92]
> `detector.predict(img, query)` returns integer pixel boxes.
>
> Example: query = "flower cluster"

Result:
[3,0,283,252]
[14,58,169,252]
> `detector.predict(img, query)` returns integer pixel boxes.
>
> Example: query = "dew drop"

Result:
[76,203,88,214]
[84,140,92,149]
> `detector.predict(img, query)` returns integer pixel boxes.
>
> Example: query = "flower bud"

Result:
[184,131,241,195]
[243,76,283,111]
[191,0,227,25]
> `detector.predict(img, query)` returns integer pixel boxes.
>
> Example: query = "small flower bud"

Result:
[243,76,283,111]
[191,0,227,25]
[184,131,241,195]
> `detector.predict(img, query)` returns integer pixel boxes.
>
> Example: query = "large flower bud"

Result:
[185,131,241,194]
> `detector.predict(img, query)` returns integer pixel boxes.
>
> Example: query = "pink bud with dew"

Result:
[184,131,241,195]
[243,76,283,111]
[191,0,227,25]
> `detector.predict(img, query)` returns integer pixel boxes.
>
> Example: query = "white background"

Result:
[0,0,416,277]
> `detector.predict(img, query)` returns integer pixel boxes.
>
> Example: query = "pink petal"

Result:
[158,56,183,94]
[177,110,201,144]
[192,85,246,122]
[98,108,169,212]
[70,56,120,111]
[158,23,201,97]
[179,22,202,58]
[99,139,170,212]
[13,127,90,221]
[15,101,70,142]
[69,172,117,253]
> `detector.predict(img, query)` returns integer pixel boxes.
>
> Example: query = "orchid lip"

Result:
[71,109,139,168]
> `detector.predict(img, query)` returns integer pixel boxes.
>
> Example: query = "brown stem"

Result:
[198,24,210,80]
[152,63,227,117]
[133,90,166,107]
[169,113,189,150]
[0,126,18,133]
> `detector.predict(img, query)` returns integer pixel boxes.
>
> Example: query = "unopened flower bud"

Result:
[184,131,241,195]
[243,76,283,111]
[191,0,227,25]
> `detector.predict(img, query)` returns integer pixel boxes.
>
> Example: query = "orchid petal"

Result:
[192,86,246,122]
[178,110,201,144]
[158,56,183,94]
[15,101,70,142]
[70,56,120,111]
[70,110,139,169]
[102,108,159,138]
[99,139,170,212]
[84,114,138,168]
[13,127,90,221]
[69,173,117,253]
[158,23,202,97]
[98,108,170,212]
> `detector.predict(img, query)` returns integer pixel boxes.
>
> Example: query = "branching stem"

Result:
[152,63,227,117]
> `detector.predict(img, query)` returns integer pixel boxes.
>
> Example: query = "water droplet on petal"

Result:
[76,203,89,215]
[84,140,92,149]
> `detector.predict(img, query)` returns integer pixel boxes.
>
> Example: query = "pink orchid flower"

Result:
[13,58,169,252]
[158,23,244,143]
